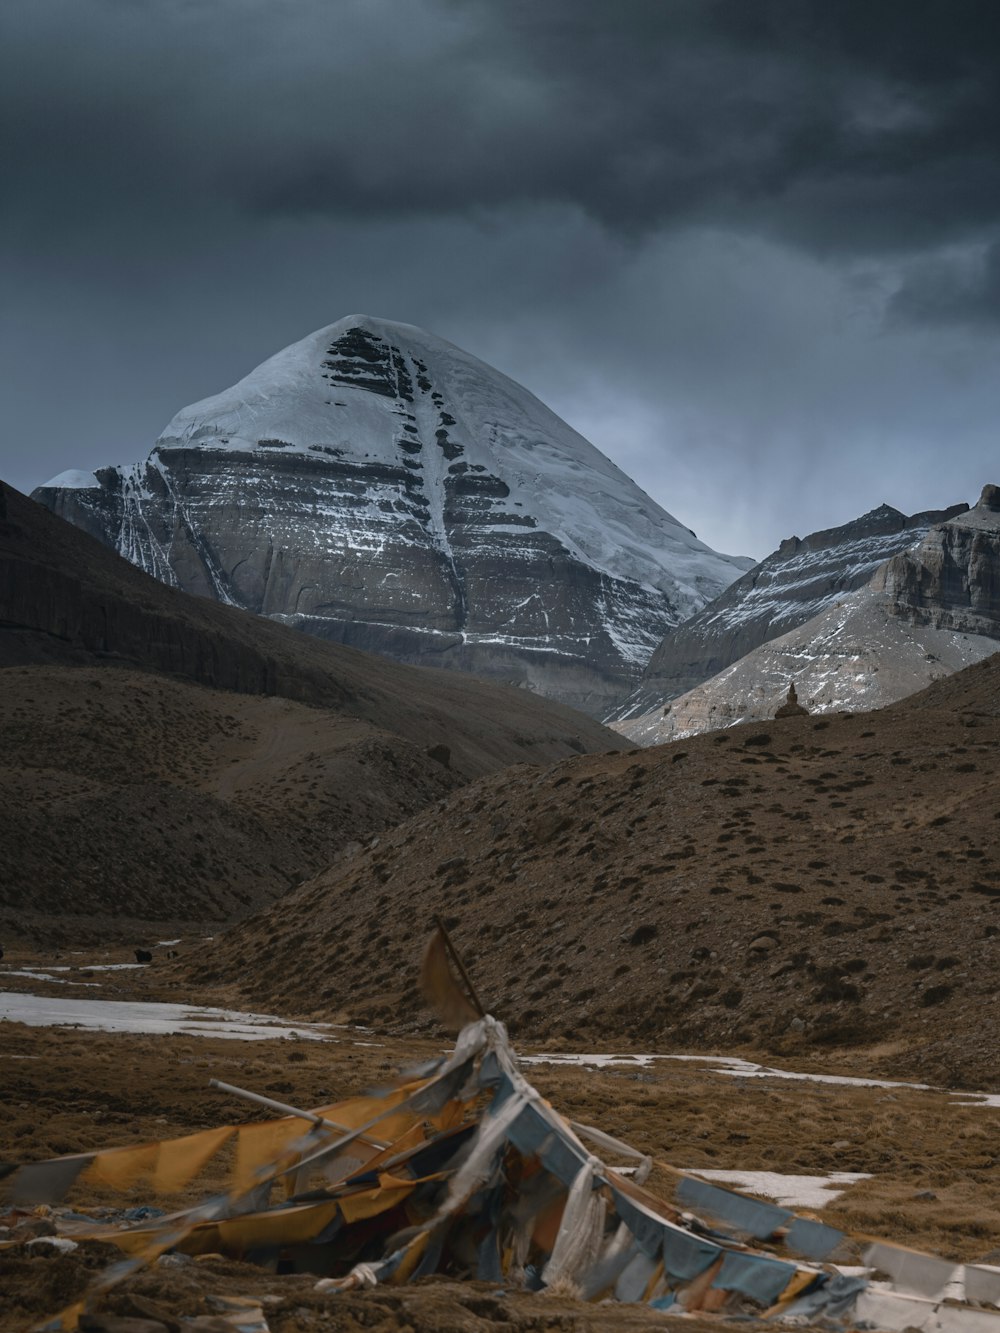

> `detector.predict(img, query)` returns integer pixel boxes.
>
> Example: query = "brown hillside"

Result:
[0,666,461,944]
[0,480,624,780]
[197,654,1000,1090]
[0,480,625,940]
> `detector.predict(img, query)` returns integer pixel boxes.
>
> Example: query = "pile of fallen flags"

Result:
[3,934,1000,1330]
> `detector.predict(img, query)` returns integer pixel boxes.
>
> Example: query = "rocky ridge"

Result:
[33,316,751,716]
[616,489,1000,744]
[611,501,967,726]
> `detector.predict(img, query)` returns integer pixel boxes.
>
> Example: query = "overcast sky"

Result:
[4,0,1000,559]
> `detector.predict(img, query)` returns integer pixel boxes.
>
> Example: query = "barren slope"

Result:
[0,666,461,944]
[198,655,1000,1090]
[617,485,1000,744]
[613,500,966,719]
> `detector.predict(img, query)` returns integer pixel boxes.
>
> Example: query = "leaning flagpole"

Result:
[433,913,486,1017]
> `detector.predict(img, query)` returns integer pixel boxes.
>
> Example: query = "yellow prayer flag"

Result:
[84,1143,159,1191]
[151,1126,236,1194]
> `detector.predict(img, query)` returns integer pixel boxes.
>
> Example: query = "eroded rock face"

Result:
[33,316,750,716]
[873,487,1000,635]
[611,500,967,724]
[615,488,1000,745]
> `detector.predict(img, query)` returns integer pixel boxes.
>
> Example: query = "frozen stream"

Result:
[688,1168,871,1209]
[0,992,336,1040]
[3,987,999,1106]
[520,1050,1000,1109]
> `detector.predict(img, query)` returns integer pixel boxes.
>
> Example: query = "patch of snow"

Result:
[39,469,100,490]
[84,963,147,971]
[26,1236,78,1254]
[953,1092,1000,1109]
[0,969,98,988]
[521,1052,658,1069]
[0,992,337,1041]
[518,1050,1000,1109]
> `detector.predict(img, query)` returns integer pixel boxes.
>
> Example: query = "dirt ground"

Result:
[3,950,999,1331]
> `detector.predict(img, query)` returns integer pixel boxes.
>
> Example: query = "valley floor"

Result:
[2,947,999,1331]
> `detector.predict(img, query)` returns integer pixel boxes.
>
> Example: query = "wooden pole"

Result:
[433,913,486,1017]
[208,1079,390,1148]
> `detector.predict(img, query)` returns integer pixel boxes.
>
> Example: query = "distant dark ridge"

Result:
[0,479,353,704]
[0,480,624,778]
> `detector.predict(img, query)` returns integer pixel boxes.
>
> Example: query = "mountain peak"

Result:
[33,318,749,716]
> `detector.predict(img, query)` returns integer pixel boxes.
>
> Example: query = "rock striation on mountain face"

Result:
[873,484,1000,634]
[609,500,967,725]
[32,316,751,716]
[616,487,1000,744]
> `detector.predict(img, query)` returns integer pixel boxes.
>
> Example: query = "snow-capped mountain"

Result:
[615,486,1000,744]
[610,499,967,726]
[33,316,751,715]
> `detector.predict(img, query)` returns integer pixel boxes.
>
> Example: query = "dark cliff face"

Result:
[611,501,968,721]
[873,487,1000,634]
[31,317,750,718]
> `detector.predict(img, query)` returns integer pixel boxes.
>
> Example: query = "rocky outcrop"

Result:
[873,485,1000,634]
[610,501,967,725]
[32,316,751,717]
[616,488,1000,744]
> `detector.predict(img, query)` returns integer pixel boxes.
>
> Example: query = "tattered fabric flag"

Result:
[5,1153,94,1207]
[83,1126,237,1196]
[419,926,480,1032]
[862,1240,962,1301]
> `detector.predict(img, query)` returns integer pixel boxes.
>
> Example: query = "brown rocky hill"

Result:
[198,653,1000,1090]
[0,666,461,944]
[0,481,625,941]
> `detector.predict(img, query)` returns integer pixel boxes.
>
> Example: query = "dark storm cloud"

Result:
[5,1,1000,560]
[888,242,1000,326]
[6,0,1000,258]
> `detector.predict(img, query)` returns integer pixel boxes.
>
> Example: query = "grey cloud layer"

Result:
[7,0,1000,262]
[4,1,1000,560]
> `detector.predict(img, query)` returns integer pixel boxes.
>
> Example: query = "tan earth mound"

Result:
[192,654,1000,1089]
